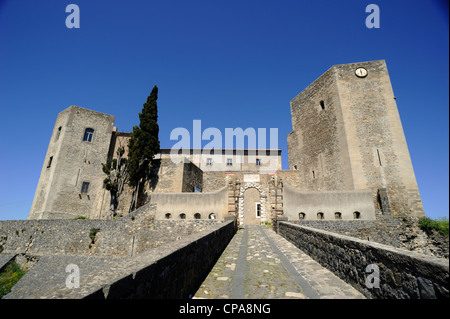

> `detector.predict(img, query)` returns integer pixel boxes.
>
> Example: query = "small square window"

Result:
[83,128,94,142]
[227,158,232,166]
[206,158,212,166]
[81,182,90,194]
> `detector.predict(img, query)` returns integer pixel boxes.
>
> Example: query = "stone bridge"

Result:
[0,211,448,299]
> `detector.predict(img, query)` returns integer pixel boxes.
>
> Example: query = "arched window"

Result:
[208,213,216,220]
[83,128,94,142]
[165,213,172,219]
[317,212,324,220]
[194,213,201,219]
[335,212,342,220]
[353,211,361,219]
[299,212,305,220]
[179,213,186,219]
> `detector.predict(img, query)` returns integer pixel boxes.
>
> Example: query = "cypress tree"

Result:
[127,85,160,210]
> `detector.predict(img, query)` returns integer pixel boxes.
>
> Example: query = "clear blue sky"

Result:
[0,0,448,220]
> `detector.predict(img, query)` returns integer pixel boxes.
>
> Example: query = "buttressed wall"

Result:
[288,60,424,217]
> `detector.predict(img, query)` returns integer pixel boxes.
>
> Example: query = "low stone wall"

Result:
[0,210,221,257]
[86,219,237,299]
[283,184,376,221]
[150,186,228,220]
[278,221,449,299]
[2,219,236,299]
[289,212,449,259]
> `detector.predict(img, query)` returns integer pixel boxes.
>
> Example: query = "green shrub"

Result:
[419,217,449,235]
[0,261,26,298]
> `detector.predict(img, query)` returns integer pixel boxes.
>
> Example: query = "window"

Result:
[206,158,212,166]
[299,212,305,220]
[83,128,94,142]
[179,213,186,219]
[319,100,325,110]
[194,213,201,219]
[256,158,261,166]
[81,182,90,194]
[165,213,172,219]
[353,211,361,219]
[317,212,324,220]
[208,213,216,220]
[256,203,261,217]
[227,158,232,166]
[47,156,53,168]
[312,170,315,179]
[55,126,62,141]
[335,212,342,220]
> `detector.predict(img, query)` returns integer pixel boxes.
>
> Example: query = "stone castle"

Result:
[28,59,424,223]
[1,60,447,300]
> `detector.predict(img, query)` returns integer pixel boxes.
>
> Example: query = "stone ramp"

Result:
[2,220,236,299]
[194,225,365,299]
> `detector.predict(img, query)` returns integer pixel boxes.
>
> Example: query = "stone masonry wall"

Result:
[289,211,449,259]
[0,205,222,258]
[278,221,449,299]
[2,219,236,299]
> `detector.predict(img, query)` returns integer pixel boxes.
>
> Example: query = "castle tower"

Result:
[287,60,425,217]
[28,106,115,219]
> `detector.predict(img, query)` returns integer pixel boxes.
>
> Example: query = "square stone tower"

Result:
[28,106,115,219]
[287,60,424,217]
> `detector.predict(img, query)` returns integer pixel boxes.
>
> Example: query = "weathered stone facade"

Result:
[29,106,115,220]
[278,221,448,299]
[28,60,425,228]
[287,60,425,218]
[4,61,446,299]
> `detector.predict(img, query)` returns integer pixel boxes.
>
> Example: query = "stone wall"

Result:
[335,61,424,217]
[150,186,228,220]
[29,106,116,220]
[286,60,425,218]
[2,220,236,299]
[86,220,236,299]
[278,221,449,299]
[287,65,354,192]
[289,211,449,259]
[0,205,222,258]
[283,184,375,221]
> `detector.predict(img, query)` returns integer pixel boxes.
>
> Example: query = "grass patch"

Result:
[419,217,449,236]
[0,261,27,298]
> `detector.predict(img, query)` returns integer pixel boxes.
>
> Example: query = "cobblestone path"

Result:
[193,225,365,299]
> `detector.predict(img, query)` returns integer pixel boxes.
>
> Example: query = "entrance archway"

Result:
[238,183,266,225]
[243,187,260,225]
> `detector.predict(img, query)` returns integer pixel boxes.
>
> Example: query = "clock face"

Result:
[355,67,368,78]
